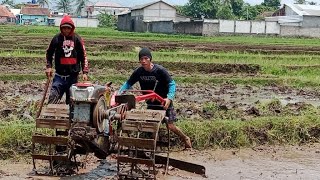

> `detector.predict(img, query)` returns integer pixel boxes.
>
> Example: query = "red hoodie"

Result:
[46,15,89,75]
[60,15,75,36]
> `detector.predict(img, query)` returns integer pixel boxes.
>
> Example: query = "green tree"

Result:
[37,0,50,8]
[13,3,23,9]
[56,0,72,13]
[181,0,220,18]
[308,1,317,5]
[74,0,89,16]
[231,0,244,17]
[262,0,280,8]
[1,0,14,7]
[217,4,234,19]
[97,12,117,28]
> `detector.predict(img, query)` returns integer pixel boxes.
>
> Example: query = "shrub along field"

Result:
[1,25,320,159]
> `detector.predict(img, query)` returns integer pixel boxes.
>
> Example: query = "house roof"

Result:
[21,6,50,16]
[131,0,175,11]
[94,1,124,8]
[0,5,15,18]
[285,4,320,16]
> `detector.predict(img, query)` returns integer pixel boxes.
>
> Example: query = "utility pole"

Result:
[247,7,249,20]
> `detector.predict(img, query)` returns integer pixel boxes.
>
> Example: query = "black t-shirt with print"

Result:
[127,64,172,103]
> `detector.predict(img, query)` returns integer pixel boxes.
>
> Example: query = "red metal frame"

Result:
[75,82,93,87]
[125,90,165,105]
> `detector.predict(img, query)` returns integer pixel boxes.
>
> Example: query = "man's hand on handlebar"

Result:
[164,98,171,110]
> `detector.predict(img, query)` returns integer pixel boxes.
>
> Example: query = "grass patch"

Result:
[178,115,320,149]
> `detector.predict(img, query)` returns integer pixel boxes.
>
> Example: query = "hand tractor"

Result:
[31,79,206,179]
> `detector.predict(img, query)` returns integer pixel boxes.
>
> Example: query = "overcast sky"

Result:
[4,0,320,7]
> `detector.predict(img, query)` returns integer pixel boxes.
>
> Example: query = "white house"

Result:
[87,1,129,17]
[130,0,177,22]
[267,4,320,27]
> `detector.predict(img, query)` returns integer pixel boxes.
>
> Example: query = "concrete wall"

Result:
[117,15,320,38]
[117,13,131,31]
[174,21,203,35]
[134,19,146,32]
[202,20,219,36]
[266,21,280,34]
[143,2,176,21]
[235,21,250,33]
[205,20,279,36]
[251,21,266,34]
[280,25,320,38]
[219,20,235,33]
[131,2,176,22]
[302,16,320,28]
[131,9,143,17]
[146,21,173,33]
[53,17,98,27]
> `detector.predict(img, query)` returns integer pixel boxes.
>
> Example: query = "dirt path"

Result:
[1,144,320,180]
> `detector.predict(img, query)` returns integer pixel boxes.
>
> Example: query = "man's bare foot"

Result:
[184,137,192,149]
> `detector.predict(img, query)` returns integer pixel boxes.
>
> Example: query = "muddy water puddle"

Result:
[1,144,320,180]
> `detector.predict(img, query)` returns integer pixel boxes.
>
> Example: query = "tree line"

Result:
[1,0,90,16]
[1,0,318,23]
[176,0,318,20]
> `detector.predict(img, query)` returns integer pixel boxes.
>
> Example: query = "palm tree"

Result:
[37,0,50,8]
[1,0,14,6]
[56,0,72,13]
[74,0,89,16]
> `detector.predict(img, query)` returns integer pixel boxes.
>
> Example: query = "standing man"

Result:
[46,15,89,104]
[118,48,192,149]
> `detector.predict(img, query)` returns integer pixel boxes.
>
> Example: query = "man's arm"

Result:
[77,35,89,80]
[118,68,140,94]
[167,80,176,100]
[45,36,57,77]
[159,67,176,109]
[118,81,132,94]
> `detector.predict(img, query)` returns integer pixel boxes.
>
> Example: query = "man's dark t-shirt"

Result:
[126,64,172,104]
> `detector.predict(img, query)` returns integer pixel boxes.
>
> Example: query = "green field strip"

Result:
[2,25,320,47]
[1,73,320,88]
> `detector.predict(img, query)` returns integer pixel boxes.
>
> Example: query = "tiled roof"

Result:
[0,5,15,18]
[21,7,50,16]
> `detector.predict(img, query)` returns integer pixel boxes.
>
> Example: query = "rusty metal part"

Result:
[117,109,167,179]
[155,155,206,176]
[36,77,51,118]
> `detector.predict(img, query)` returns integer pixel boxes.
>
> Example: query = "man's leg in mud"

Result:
[48,75,65,104]
[167,122,192,149]
[166,107,192,149]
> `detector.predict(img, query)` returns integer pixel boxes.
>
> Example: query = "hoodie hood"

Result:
[60,15,75,36]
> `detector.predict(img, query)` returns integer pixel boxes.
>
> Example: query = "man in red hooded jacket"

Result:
[45,15,89,104]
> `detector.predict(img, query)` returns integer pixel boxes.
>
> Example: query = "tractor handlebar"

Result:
[124,90,166,105]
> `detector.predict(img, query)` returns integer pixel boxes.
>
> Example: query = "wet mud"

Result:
[1,81,320,120]
[0,80,319,121]
[1,143,320,180]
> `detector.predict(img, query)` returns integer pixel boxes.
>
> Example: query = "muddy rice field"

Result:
[1,26,320,179]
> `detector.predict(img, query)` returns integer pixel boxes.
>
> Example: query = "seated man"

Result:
[118,48,192,149]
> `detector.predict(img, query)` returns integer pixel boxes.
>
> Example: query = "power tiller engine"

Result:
[69,82,127,159]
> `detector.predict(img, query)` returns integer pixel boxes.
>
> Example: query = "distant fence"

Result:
[117,17,320,38]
